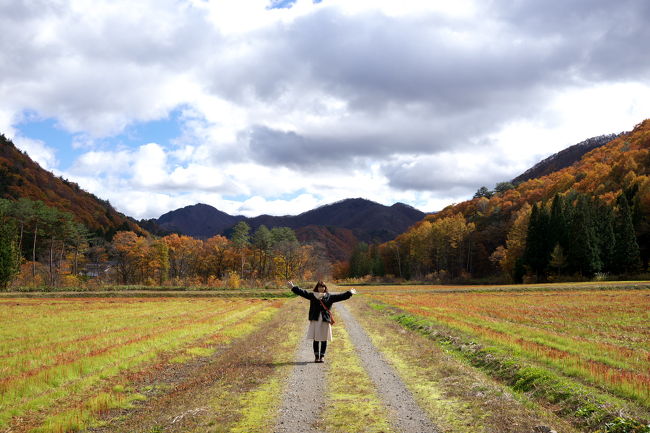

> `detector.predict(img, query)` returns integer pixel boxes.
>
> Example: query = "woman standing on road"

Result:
[288,280,357,363]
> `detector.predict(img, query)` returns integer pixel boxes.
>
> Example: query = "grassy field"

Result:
[2,284,649,433]
[366,288,650,405]
[361,284,650,431]
[0,296,289,432]
[346,297,582,433]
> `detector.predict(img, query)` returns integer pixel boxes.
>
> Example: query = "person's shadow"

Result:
[248,361,310,367]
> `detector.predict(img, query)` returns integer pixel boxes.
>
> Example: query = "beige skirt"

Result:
[307,315,332,341]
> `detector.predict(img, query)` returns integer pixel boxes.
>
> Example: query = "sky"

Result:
[2,0,650,219]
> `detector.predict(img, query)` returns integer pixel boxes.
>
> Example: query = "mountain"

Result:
[157,203,245,238]
[247,198,426,242]
[433,122,650,227]
[155,198,427,261]
[511,133,622,185]
[0,134,145,238]
[386,119,650,279]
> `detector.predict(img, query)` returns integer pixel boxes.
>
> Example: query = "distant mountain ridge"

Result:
[157,203,245,238]
[512,133,622,184]
[155,198,427,261]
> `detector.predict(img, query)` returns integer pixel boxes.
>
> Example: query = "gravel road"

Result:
[336,304,439,433]
[275,323,327,433]
[276,303,438,433]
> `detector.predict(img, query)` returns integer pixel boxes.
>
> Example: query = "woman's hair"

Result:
[313,280,328,292]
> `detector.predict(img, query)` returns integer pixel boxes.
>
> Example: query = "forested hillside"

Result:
[0,135,144,238]
[343,120,650,282]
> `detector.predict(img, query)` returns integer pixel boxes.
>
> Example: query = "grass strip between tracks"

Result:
[321,311,393,433]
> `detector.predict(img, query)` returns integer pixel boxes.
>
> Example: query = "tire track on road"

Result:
[275,323,326,433]
[336,303,439,433]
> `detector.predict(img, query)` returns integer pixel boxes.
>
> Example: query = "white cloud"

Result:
[132,143,168,187]
[238,193,322,216]
[70,150,132,175]
[3,0,650,220]
[12,136,58,170]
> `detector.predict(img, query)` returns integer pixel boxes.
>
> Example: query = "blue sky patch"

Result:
[15,108,185,170]
[269,0,322,9]
[15,115,78,169]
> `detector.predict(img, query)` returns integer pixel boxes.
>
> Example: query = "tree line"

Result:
[0,198,88,289]
[339,191,644,284]
[0,199,325,290]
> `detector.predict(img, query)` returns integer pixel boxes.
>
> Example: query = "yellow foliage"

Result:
[499,203,532,278]
[227,271,241,289]
[59,274,81,288]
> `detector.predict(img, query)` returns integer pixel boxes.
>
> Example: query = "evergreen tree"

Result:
[549,243,567,276]
[270,226,298,245]
[0,220,19,290]
[548,194,568,251]
[566,196,601,276]
[253,225,272,251]
[494,182,515,194]
[349,242,372,277]
[231,221,251,247]
[613,194,641,274]
[230,221,250,278]
[473,186,493,199]
[523,203,551,279]
[369,244,384,276]
[593,201,615,273]
[252,225,272,277]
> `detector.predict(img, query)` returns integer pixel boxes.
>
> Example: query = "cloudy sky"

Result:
[2,0,650,219]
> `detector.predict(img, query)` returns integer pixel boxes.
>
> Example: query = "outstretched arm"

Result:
[329,288,357,303]
[288,280,311,300]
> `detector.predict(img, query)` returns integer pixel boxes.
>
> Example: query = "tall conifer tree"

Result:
[549,194,568,251]
[523,203,551,279]
[613,194,641,274]
[567,196,601,276]
[593,201,615,273]
[0,221,19,290]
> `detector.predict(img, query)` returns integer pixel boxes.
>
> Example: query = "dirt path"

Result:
[336,303,439,433]
[275,324,326,433]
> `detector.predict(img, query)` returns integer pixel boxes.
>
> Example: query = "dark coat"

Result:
[291,286,353,323]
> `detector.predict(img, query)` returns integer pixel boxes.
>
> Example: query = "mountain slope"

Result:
[430,121,650,226]
[512,133,622,184]
[294,225,358,262]
[0,134,145,237]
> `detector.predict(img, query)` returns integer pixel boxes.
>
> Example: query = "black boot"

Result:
[313,341,320,363]
[319,341,327,362]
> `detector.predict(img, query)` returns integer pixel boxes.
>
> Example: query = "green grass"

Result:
[0,297,289,432]
[322,314,393,433]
